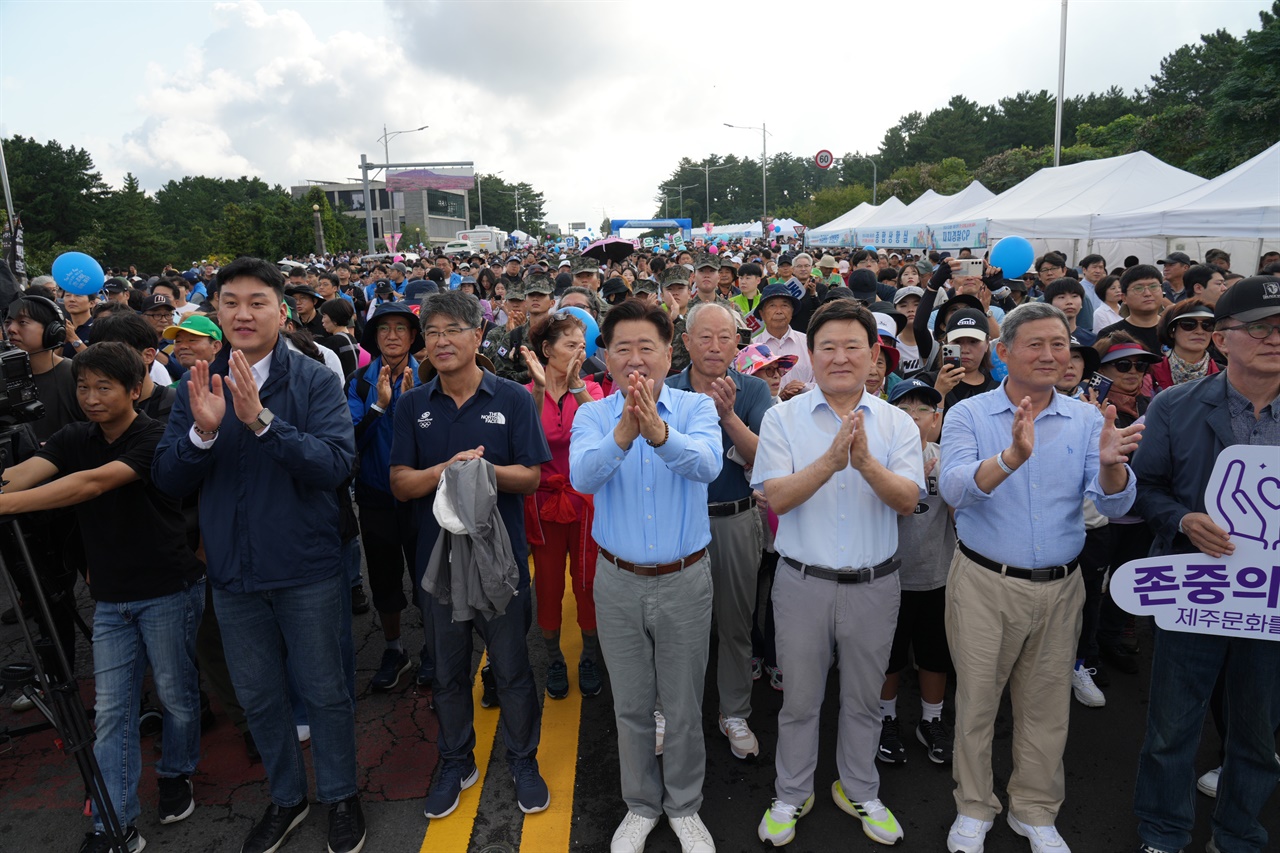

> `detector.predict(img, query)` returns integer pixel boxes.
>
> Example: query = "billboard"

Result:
[386,166,475,193]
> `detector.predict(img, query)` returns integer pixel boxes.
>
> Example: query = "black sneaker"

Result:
[327,795,366,853]
[877,716,907,764]
[1101,644,1140,675]
[480,664,498,708]
[241,800,310,853]
[546,660,569,700]
[511,757,550,814]
[579,657,602,697]
[158,774,195,824]
[78,825,145,853]
[369,648,412,692]
[350,585,369,616]
[916,717,953,764]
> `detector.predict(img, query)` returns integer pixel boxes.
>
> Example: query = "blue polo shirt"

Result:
[390,369,550,584]
[666,367,773,503]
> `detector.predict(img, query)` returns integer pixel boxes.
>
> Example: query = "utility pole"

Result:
[725,122,771,223]
[701,161,730,223]
[850,152,878,205]
[661,184,697,219]
[496,186,521,232]
[1054,0,1069,167]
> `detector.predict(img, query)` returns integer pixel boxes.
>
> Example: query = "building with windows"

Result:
[291,180,470,247]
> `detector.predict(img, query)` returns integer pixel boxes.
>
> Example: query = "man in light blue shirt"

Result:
[938,301,1143,853]
[752,300,923,849]
[570,299,723,853]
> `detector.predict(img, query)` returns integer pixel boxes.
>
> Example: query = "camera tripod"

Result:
[0,515,128,851]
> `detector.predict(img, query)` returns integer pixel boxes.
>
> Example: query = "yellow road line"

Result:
[418,649,500,853]
[520,557,584,851]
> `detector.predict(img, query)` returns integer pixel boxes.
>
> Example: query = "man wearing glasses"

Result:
[1096,265,1166,355]
[390,291,553,821]
[1131,276,1280,853]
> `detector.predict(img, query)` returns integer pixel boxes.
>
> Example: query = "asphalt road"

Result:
[2,569,1276,853]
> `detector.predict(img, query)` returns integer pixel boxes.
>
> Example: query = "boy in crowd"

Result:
[0,343,204,853]
[877,378,955,767]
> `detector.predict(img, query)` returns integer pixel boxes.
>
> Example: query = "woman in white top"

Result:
[1091,274,1124,333]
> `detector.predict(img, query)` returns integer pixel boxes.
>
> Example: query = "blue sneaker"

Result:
[370,648,411,692]
[423,759,479,819]
[511,757,550,814]
[546,660,569,700]
[416,652,434,689]
[578,657,602,697]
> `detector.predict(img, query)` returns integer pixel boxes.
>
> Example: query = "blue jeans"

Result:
[422,586,540,768]
[289,577,356,727]
[91,583,205,831]
[344,537,362,589]
[213,572,358,806]
[1135,627,1280,853]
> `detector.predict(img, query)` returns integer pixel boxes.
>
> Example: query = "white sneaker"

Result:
[610,811,659,853]
[757,794,814,846]
[1071,666,1106,708]
[1007,812,1070,852]
[718,714,760,759]
[669,813,715,853]
[947,814,994,853]
[296,724,311,743]
[1197,766,1221,798]
[654,711,665,756]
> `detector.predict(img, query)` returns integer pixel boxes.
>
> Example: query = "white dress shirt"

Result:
[188,351,273,448]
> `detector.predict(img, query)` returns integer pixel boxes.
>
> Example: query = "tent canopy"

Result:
[909,181,996,224]
[936,152,1206,240]
[1090,142,1280,240]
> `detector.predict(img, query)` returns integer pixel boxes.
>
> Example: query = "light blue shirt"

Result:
[752,389,924,569]
[939,381,1136,567]
[570,384,722,564]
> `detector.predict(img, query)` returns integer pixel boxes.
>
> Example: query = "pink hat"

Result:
[734,342,799,376]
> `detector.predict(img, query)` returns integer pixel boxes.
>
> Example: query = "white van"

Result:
[442,240,474,256]
[456,228,509,252]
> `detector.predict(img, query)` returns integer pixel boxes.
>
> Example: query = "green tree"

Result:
[154,175,283,262]
[1146,28,1244,111]
[99,173,172,271]
[466,174,547,234]
[1197,1,1280,175]
[876,158,973,204]
[779,184,872,228]
[1,135,109,260]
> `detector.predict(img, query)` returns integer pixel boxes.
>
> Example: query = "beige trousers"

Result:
[945,549,1085,825]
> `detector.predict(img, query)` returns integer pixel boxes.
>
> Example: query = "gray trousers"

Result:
[708,509,764,720]
[773,560,900,806]
[594,553,713,819]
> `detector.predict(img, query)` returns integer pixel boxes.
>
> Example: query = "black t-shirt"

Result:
[35,413,202,603]
[31,358,87,443]
[1097,319,1161,355]
[319,332,359,377]
[921,370,1000,415]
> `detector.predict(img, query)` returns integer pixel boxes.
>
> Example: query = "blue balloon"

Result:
[990,235,1035,277]
[560,306,601,359]
[51,251,105,295]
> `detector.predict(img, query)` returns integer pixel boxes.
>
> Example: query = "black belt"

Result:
[959,541,1078,582]
[782,556,900,584]
[708,496,754,517]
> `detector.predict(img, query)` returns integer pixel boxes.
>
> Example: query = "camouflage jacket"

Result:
[482,322,531,384]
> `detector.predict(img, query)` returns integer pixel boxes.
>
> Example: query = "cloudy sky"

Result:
[0,0,1268,228]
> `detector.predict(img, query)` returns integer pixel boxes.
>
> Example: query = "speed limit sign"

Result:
[815,149,834,170]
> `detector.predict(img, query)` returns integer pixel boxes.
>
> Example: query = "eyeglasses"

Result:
[423,326,477,343]
[896,405,939,415]
[1126,283,1163,294]
[1173,318,1215,333]
[1107,359,1152,374]
[1220,321,1280,340]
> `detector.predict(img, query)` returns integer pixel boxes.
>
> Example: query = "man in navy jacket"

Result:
[154,257,363,853]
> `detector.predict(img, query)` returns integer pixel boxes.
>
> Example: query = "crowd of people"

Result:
[0,235,1277,853]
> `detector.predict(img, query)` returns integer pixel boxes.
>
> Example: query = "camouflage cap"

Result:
[693,250,721,271]
[569,256,601,276]
[633,277,660,295]
[658,265,692,289]
[523,273,555,294]
[504,278,528,300]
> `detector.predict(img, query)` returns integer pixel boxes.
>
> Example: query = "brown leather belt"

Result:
[600,547,707,577]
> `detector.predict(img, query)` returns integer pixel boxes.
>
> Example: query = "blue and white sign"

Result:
[1112,446,1280,641]
[930,219,989,250]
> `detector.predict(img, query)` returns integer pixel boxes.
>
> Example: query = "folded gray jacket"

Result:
[421,457,519,621]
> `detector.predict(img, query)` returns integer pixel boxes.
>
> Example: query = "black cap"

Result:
[1213,275,1280,323]
[1157,251,1193,266]
[847,268,878,301]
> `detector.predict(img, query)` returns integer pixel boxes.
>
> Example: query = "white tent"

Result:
[859,190,946,229]
[1090,142,1280,240]
[812,202,878,233]
[807,198,905,246]
[932,152,1206,240]
[909,181,996,224]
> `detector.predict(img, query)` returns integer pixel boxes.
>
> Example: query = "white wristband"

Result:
[995,451,1016,475]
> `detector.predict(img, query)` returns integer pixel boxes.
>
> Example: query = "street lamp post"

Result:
[661,184,697,219]
[312,204,326,255]
[478,170,504,229]
[850,152,878,205]
[377,124,429,175]
[725,122,771,224]
[496,186,521,233]
[700,161,730,222]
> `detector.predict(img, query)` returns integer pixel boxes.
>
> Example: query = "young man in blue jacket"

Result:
[153,257,363,853]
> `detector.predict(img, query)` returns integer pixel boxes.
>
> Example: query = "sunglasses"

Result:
[1173,318,1214,333]
[1107,359,1151,374]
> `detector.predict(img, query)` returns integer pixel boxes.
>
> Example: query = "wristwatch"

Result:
[245,408,274,434]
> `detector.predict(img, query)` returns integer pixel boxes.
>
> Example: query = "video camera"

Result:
[0,342,43,429]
